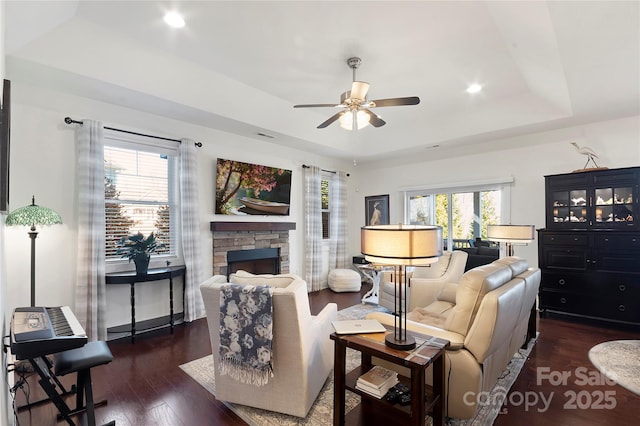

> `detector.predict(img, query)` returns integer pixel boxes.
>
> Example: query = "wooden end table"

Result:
[331,326,449,426]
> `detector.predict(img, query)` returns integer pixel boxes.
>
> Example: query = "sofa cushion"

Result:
[411,251,452,279]
[493,257,528,276]
[444,263,514,336]
[407,308,448,328]
[436,282,458,304]
[229,270,298,288]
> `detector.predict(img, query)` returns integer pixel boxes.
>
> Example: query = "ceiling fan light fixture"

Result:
[339,110,370,130]
[294,56,419,129]
[350,81,370,101]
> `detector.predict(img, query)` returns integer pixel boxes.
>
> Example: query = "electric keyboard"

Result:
[10,306,88,360]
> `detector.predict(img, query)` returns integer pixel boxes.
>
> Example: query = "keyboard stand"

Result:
[17,356,75,411]
[24,357,76,425]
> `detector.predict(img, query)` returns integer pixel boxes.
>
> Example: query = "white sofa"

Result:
[367,257,540,419]
[200,270,338,417]
[378,250,469,312]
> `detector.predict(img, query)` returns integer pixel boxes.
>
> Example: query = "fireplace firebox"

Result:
[226,248,280,279]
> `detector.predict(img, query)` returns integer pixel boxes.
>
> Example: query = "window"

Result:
[104,136,178,260]
[404,179,512,249]
[321,175,331,239]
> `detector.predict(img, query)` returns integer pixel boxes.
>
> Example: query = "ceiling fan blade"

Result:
[350,81,370,101]
[294,103,341,108]
[317,111,345,129]
[367,96,420,107]
[362,109,386,127]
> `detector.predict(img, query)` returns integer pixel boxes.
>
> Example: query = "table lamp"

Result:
[486,224,535,256]
[361,224,442,350]
[6,196,62,306]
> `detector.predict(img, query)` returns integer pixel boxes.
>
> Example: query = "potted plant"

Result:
[117,232,165,275]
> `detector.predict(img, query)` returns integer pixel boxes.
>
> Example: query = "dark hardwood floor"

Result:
[12,283,639,426]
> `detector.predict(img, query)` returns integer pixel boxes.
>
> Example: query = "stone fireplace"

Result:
[211,222,296,277]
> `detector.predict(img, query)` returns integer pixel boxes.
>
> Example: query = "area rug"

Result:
[588,340,640,396]
[180,303,535,425]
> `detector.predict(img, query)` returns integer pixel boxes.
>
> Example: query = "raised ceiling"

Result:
[5,1,639,164]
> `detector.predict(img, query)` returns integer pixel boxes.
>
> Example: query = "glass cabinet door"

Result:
[551,189,588,227]
[593,186,635,227]
[546,168,639,230]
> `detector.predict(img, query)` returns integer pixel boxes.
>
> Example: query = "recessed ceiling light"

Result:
[164,11,185,28]
[466,83,482,94]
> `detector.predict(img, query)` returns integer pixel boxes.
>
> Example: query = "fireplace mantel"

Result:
[210,221,296,232]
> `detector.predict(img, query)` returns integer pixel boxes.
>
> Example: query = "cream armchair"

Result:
[379,250,469,312]
[200,270,338,418]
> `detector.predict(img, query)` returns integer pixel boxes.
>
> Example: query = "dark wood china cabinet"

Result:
[538,166,640,326]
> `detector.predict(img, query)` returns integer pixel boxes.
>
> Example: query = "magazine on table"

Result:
[356,376,399,398]
[357,365,397,389]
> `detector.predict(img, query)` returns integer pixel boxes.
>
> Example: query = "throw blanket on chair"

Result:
[219,284,274,386]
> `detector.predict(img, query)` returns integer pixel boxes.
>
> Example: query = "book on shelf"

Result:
[355,377,399,399]
[357,365,397,389]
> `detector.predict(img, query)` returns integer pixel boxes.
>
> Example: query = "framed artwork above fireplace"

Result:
[215,158,292,216]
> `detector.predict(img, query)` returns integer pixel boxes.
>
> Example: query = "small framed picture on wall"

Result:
[365,194,390,226]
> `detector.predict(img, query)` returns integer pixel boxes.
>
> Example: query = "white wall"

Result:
[3,81,350,328]
[1,0,13,423]
[348,116,640,267]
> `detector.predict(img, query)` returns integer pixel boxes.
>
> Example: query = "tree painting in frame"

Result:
[365,195,389,226]
[215,158,292,216]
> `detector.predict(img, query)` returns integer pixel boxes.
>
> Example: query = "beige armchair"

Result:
[200,270,338,417]
[379,250,469,312]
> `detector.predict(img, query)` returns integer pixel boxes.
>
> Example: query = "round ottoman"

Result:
[328,269,362,292]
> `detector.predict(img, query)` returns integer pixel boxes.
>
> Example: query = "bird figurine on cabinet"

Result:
[570,142,603,170]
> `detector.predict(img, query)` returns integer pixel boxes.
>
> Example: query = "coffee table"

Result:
[331,326,449,426]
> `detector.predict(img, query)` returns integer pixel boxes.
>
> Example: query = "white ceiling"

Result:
[4,1,640,164]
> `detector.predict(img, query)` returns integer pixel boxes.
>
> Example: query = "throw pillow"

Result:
[230,270,299,288]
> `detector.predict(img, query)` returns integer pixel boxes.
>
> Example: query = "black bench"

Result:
[54,340,115,426]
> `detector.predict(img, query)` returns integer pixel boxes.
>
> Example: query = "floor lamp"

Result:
[486,224,535,257]
[361,224,443,350]
[6,196,62,307]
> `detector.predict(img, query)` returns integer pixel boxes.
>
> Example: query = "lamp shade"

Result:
[6,196,62,227]
[350,81,370,101]
[361,224,443,265]
[486,224,535,243]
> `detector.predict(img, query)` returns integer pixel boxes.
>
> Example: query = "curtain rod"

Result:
[302,164,350,177]
[64,117,202,147]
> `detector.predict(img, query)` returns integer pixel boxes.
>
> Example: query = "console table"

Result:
[105,265,186,343]
[331,326,449,426]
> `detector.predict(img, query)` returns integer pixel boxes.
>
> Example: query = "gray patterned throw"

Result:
[219,284,274,386]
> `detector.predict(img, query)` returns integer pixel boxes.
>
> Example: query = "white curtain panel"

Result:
[179,139,205,321]
[74,120,107,341]
[329,171,349,269]
[304,166,323,291]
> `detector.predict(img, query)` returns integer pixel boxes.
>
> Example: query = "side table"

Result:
[331,326,449,426]
[105,265,186,342]
[354,264,391,305]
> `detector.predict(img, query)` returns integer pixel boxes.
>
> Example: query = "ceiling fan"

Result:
[294,57,420,130]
